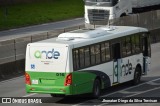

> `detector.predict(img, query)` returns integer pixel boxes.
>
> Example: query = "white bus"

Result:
[84,0,160,27]
[25,26,151,97]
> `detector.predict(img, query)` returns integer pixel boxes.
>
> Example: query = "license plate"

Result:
[32,80,38,84]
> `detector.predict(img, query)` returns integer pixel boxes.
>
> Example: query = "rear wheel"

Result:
[132,66,141,85]
[92,79,101,98]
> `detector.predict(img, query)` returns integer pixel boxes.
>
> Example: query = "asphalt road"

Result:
[0,18,84,41]
[0,43,160,106]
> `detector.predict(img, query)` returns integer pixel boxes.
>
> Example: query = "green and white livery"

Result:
[25,26,151,97]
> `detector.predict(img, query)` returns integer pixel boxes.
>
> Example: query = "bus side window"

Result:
[126,36,131,56]
[122,37,127,57]
[95,44,100,64]
[135,34,141,53]
[148,35,151,57]
[131,35,135,54]
[144,33,151,57]
[84,47,90,67]
[90,45,96,65]
[73,49,79,71]
[142,33,151,57]
[104,42,110,61]
[101,43,106,62]
[79,48,85,68]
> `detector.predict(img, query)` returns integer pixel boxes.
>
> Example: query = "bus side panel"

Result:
[80,62,113,86]
[71,61,113,95]
[71,71,96,95]
[119,54,143,83]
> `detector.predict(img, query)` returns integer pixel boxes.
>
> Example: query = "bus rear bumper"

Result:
[26,85,71,95]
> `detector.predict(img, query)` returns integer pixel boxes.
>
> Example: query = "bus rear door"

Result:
[112,43,121,84]
[142,33,151,75]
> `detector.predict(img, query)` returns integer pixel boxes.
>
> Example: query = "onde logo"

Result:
[34,49,60,59]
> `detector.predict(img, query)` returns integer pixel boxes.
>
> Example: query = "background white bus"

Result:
[25,26,151,97]
[84,0,160,26]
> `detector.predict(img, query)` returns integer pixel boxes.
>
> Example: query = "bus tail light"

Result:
[25,72,31,85]
[64,74,72,86]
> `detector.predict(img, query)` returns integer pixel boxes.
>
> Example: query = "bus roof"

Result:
[32,26,148,48]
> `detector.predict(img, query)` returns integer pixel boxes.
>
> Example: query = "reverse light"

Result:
[25,72,31,85]
[64,74,72,86]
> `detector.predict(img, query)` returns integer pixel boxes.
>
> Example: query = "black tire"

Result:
[92,79,101,98]
[132,66,141,85]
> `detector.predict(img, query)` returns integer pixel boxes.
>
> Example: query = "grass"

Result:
[0,0,84,30]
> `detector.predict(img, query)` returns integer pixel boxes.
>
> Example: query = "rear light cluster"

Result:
[64,74,72,86]
[25,72,31,85]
